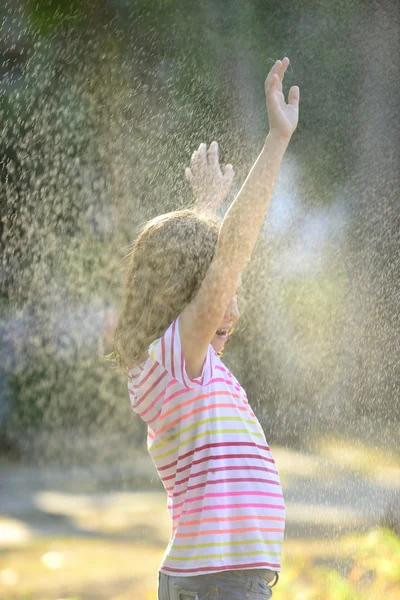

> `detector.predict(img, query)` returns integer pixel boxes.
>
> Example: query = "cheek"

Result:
[211,336,226,354]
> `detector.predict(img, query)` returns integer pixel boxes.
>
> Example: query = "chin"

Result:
[211,337,226,354]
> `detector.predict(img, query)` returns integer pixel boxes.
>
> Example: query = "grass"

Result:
[274,528,400,600]
[0,538,164,599]
[1,528,399,599]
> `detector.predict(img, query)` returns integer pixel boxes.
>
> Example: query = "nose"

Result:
[225,295,240,323]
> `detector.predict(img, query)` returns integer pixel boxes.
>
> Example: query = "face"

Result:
[211,293,240,353]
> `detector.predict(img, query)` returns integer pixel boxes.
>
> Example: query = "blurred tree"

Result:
[0,0,398,456]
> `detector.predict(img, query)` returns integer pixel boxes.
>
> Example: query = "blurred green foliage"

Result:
[26,0,84,34]
[1,0,398,451]
[275,528,400,600]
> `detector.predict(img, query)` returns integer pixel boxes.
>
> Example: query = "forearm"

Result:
[215,132,290,270]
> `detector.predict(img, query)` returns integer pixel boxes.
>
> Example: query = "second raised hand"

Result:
[186,141,235,213]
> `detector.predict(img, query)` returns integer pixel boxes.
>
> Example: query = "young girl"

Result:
[113,57,299,600]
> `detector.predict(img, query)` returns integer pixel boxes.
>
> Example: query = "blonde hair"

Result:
[112,209,221,375]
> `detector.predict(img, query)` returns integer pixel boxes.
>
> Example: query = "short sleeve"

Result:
[127,315,214,428]
[148,314,214,388]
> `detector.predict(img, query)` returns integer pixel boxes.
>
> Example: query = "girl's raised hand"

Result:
[186,141,235,213]
[265,57,299,139]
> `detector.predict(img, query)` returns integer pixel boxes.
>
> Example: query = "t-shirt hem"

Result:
[158,565,281,577]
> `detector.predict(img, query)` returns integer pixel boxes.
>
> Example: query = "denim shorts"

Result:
[158,568,278,599]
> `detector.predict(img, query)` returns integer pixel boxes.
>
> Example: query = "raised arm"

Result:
[180,57,300,377]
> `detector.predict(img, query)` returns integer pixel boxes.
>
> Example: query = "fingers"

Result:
[198,142,207,166]
[265,73,282,107]
[265,57,289,93]
[185,167,193,183]
[186,141,235,208]
[191,142,207,174]
[191,141,222,173]
[222,163,235,195]
[207,140,222,174]
[288,85,300,109]
[269,57,289,82]
[223,163,234,181]
[277,57,289,81]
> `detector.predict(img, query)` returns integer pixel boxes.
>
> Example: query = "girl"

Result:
[113,57,299,600]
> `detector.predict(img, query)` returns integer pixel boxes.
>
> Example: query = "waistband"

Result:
[231,569,279,586]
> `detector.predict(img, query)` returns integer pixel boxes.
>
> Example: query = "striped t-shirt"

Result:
[128,315,285,577]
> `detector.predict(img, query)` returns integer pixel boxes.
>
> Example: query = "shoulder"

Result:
[146,315,217,389]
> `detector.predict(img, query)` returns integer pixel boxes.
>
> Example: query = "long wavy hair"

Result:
[112,209,222,376]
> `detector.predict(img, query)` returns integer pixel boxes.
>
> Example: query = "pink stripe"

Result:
[176,453,275,474]
[161,562,280,574]
[188,490,283,502]
[163,387,190,408]
[174,491,283,510]
[206,377,239,387]
[147,407,163,425]
[174,503,285,518]
[147,408,162,426]
[173,478,280,498]
[160,453,278,476]
[158,458,178,472]
[140,387,165,418]
[174,465,278,487]
[166,379,177,390]
[160,390,243,422]
[133,362,158,389]
[175,527,285,537]
[179,441,270,463]
[135,369,168,408]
